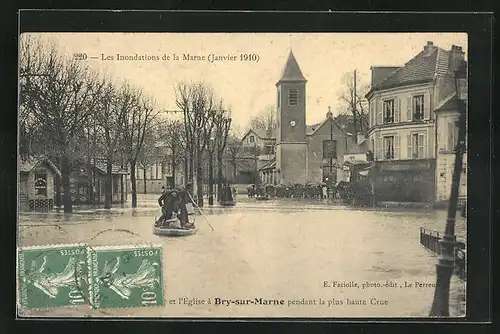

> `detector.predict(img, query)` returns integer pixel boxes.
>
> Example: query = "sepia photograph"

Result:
[17,31,468,318]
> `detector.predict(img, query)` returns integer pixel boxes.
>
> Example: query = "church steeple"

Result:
[276,50,307,86]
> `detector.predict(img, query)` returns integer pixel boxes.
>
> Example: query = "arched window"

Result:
[34,173,47,196]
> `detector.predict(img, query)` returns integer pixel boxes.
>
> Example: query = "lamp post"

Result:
[208,137,215,205]
[429,61,467,317]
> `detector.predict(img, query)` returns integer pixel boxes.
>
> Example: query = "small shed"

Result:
[70,162,128,205]
[19,157,61,211]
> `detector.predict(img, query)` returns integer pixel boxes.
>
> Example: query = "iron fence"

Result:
[420,227,467,281]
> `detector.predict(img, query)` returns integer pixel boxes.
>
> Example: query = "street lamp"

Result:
[208,137,215,205]
[429,60,467,317]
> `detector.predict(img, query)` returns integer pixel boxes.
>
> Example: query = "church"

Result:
[242,50,367,185]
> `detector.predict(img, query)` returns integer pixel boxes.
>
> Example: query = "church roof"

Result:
[276,50,307,85]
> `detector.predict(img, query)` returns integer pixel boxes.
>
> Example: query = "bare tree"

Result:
[121,89,159,207]
[137,132,158,194]
[248,105,277,135]
[175,82,216,207]
[156,119,186,188]
[20,34,104,213]
[95,82,132,208]
[225,134,243,183]
[338,71,370,136]
[212,107,232,200]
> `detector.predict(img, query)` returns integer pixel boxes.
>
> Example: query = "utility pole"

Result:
[430,61,467,317]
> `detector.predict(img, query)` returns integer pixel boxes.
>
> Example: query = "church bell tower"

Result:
[275,50,308,184]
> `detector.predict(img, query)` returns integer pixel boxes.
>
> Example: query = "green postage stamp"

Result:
[17,244,89,309]
[88,244,164,309]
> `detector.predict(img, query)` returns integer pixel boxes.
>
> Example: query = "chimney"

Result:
[449,44,465,71]
[424,41,436,53]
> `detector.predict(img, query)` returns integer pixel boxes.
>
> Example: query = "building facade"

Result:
[19,157,61,211]
[366,41,467,203]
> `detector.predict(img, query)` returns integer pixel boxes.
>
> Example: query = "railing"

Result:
[420,227,467,281]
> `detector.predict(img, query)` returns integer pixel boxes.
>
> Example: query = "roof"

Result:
[370,44,450,92]
[242,128,277,141]
[259,158,276,171]
[344,159,369,166]
[276,50,307,85]
[435,92,459,111]
[306,116,351,137]
[19,157,61,177]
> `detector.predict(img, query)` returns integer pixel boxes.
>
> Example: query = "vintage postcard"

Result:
[17,31,467,318]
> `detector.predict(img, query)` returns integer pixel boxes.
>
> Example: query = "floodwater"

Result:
[18,196,466,318]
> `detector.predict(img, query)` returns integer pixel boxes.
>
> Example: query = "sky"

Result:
[23,32,467,131]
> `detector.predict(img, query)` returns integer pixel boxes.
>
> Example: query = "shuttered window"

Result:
[288,89,299,106]
[412,95,424,120]
[384,136,395,159]
[383,100,395,123]
[408,133,426,159]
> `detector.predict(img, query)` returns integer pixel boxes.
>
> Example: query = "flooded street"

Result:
[18,197,466,318]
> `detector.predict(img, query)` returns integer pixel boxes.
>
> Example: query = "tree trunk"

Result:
[55,157,62,207]
[183,156,188,186]
[87,154,93,205]
[188,147,194,184]
[232,157,237,183]
[120,159,124,204]
[105,160,112,209]
[143,167,147,194]
[61,154,73,213]
[196,151,204,207]
[217,153,223,200]
[171,140,176,188]
[130,160,137,208]
[208,151,214,205]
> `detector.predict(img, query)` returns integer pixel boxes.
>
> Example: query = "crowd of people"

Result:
[246,181,373,206]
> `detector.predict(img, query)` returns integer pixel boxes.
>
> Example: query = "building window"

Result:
[249,135,255,143]
[34,173,47,196]
[266,145,275,155]
[412,95,424,121]
[322,140,337,159]
[447,121,459,151]
[384,136,395,159]
[78,184,88,196]
[383,176,395,182]
[410,133,425,159]
[288,88,299,106]
[383,99,394,123]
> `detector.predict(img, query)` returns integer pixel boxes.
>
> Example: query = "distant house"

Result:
[366,41,467,203]
[70,162,128,205]
[19,157,61,211]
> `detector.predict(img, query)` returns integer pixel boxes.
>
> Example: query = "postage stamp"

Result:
[17,244,89,309]
[88,244,164,309]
